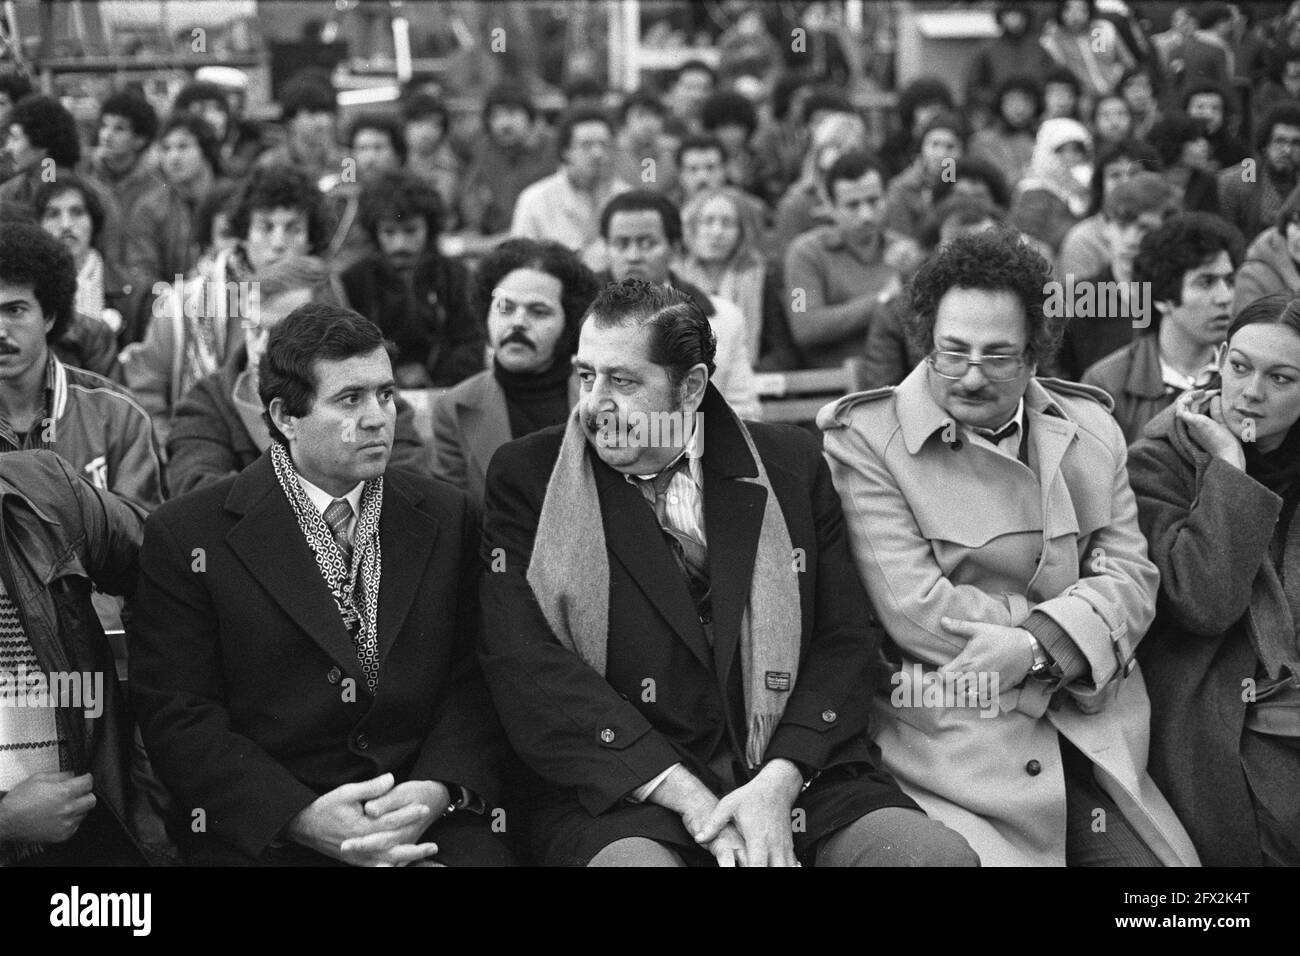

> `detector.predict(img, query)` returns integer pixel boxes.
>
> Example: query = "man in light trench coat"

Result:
[818,228,1200,866]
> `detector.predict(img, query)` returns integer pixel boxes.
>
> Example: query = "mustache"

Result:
[498,329,535,350]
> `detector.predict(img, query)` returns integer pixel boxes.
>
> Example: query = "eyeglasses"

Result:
[1269,135,1300,151]
[928,350,1027,381]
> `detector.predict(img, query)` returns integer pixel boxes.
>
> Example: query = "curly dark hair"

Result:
[0,222,77,342]
[227,166,330,255]
[1132,212,1243,319]
[357,168,442,246]
[905,227,1060,365]
[474,238,602,359]
[158,113,223,175]
[99,91,159,143]
[8,95,81,168]
[586,278,716,388]
[701,90,757,139]
[32,174,106,246]
[258,302,389,445]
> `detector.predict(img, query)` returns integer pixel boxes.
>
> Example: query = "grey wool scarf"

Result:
[527,402,803,769]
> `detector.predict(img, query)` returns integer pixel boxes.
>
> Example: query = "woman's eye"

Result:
[1229,361,1247,374]
[1272,375,1294,386]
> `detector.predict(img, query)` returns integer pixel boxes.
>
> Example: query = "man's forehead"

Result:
[608,210,666,237]
[252,206,306,223]
[312,348,393,385]
[0,281,36,303]
[1186,252,1233,278]
[577,320,653,363]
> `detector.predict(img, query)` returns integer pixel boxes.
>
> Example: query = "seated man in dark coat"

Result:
[479,279,977,867]
[339,169,485,389]
[131,304,512,866]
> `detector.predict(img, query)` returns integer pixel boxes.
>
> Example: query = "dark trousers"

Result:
[1061,736,1161,867]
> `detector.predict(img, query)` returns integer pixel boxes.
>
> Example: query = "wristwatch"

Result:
[1026,633,1061,681]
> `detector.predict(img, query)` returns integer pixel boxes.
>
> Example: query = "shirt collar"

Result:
[1158,354,1218,392]
[967,398,1025,439]
[295,472,364,518]
[629,412,704,486]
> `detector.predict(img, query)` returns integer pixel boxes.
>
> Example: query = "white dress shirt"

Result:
[296,474,365,543]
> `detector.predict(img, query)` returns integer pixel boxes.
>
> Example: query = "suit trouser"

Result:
[588,807,978,867]
[1061,736,1161,867]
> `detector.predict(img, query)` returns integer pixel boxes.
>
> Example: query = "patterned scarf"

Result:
[270,442,384,693]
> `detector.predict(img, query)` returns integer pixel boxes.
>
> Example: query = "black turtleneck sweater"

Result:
[493,356,571,439]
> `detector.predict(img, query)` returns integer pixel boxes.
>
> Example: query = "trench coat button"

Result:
[355,733,370,750]
[327,667,342,684]
[599,728,616,744]
[1025,759,1041,776]
[821,709,837,724]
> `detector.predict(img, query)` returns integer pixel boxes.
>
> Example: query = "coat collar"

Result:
[1122,334,1169,400]
[895,359,1074,458]
[224,453,440,686]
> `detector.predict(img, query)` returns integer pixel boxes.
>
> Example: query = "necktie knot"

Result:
[977,420,1019,445]
[324,497,354,562]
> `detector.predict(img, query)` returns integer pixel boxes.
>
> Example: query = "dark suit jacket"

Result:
[479,385,915,865]
[129,452,507,865]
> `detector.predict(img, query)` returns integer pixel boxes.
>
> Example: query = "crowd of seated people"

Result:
[1,0,1299,868]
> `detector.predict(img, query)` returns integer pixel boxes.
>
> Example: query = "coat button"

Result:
[327,667,341,684]
[821,709,837,724]
[1025,759,1041,776]
[599,728,616,744]
[356,733,369,750]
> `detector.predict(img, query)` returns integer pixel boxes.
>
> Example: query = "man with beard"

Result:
[783,151,918,369]
[1217,104,1300,243]
[478,278,977,867]
[431,239,600,506]
[339,169,484,389]
[1084,212,1243,443]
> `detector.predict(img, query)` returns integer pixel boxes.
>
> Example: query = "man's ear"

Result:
[268,397,297,441]
[681,362,709,410]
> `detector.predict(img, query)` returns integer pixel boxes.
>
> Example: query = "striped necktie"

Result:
[323,497,354,566]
